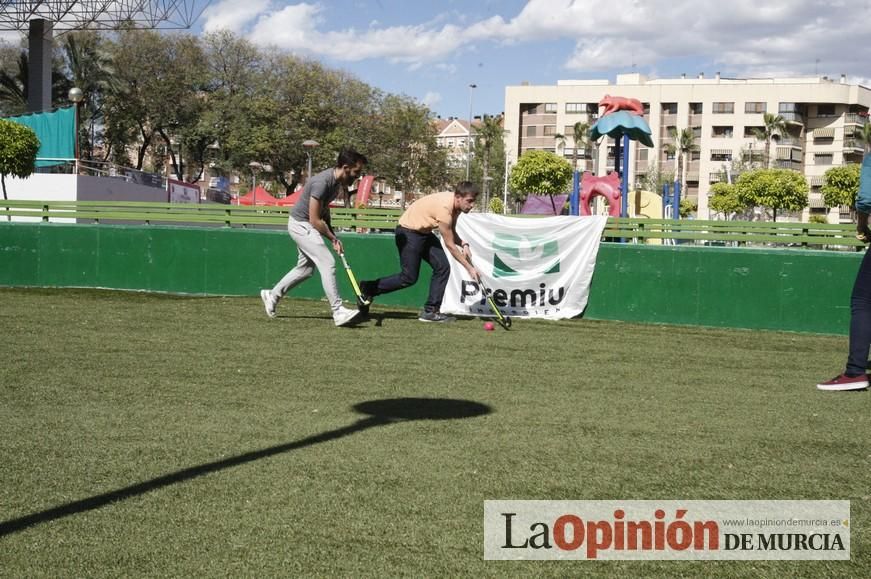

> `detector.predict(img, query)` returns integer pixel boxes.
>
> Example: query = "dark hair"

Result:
[454,181,479,197]
[336,148,367,167]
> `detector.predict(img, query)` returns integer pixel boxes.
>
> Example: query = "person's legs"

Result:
[270,249,314,299]
[846,248,871,375]
[269,221,316,303]
[289,221,348,314]
[421,234,450,312]
[361,227,426,297]
[818,249,871,390]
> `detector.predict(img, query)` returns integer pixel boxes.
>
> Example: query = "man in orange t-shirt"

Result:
[360,181,480,322]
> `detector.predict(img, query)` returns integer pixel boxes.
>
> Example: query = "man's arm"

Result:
[439,219,477,278]
[309,196,343,253]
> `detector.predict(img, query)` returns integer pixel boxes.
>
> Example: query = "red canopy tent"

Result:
[238,186,280,206]
[277,187,304,206]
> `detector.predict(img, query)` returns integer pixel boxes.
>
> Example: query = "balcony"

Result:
[688,113,703,125]
[775,160,803,171]
[777,136,803,147]
[660,114,676,126]
[845,113,869,126]
[844,139,865,152]
[779,112,805,124]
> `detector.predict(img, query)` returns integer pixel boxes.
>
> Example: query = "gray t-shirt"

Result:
[290,168,342,223]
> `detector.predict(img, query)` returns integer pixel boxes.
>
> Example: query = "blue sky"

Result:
[5,1,871,119]
[194,0,871,119]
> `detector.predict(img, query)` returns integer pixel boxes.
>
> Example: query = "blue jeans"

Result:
[363,226,450,312]
[847,248,871,375]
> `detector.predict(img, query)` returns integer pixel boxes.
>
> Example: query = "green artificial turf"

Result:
[0,288,868,577]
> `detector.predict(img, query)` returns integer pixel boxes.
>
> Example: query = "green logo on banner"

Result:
[492,234,560,278]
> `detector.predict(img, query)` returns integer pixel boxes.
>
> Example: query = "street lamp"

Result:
[302,139,319,180]
[248,161,262,192]
[503,160,511,215]
[466,83,477,180]
[68,87,83,166]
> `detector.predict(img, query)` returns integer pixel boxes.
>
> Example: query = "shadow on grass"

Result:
[273,311,420,327]
[0,398,492,537]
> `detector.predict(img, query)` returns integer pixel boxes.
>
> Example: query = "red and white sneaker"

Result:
[816,373,869,391]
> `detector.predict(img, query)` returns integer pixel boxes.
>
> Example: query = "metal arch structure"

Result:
[0,1,212,112]
[0,1,209,32]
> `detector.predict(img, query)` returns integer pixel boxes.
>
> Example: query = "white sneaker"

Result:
[333,306,360,327]
[260,289,278,318]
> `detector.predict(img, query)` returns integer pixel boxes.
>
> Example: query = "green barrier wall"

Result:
[0,223,861,334]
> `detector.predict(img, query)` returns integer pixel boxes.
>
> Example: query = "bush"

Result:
[0,119,40,200]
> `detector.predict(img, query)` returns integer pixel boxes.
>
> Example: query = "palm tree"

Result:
[474,115,505,210]
[61,32,114,160]
[571,121,591,172]
[553,132,566,156]
[0,52,29,116]
[753,112,788,168]
[853,118,871,154]
[664,127,698,199]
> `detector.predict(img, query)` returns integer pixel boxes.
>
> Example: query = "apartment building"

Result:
[504,73,871,220]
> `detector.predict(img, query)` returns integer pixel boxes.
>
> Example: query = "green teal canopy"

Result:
[590,111,655,148]
[2,107,75,167]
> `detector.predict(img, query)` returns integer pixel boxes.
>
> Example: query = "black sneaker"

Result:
[356,295,370,316]
[357,282,374,315]
[418,310,456,323]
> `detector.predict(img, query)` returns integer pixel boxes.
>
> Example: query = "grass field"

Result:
[0,287,869,577]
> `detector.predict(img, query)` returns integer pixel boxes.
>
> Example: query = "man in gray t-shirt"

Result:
[290,168,341,225]
[260,149,367,327]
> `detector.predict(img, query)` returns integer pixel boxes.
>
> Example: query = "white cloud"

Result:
[199,0,871,80]
[248,3,323,50]
[202,0,274,34]
[421,91,442,108]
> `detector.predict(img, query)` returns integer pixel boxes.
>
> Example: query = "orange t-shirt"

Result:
[398,191,454,232]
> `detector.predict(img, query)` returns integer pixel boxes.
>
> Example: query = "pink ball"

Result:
[483,321,495,331]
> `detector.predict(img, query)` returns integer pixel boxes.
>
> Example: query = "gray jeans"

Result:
[270,219,343,313]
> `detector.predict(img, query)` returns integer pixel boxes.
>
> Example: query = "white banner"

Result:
[168,179,201,203]
[440,214,607,320]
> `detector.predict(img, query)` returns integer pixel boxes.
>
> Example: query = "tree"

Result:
[638,162,675,195]
[0,119,40,210]
[0,48,72,117]
[508,150,573,214]
[553,132,566,156]
[735,168,808,221]
[821,163,861,208]
[470,114,506,211]
[60,31,114,161]
[850,121,871,153]
[679,198,697,218]
[708,182,747,219]
[753,112,788,168]
[0,51,27,116]
[103,29,209,174]
[664,127,697,198]
[367,94,448,208]
[570,121,591,172]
